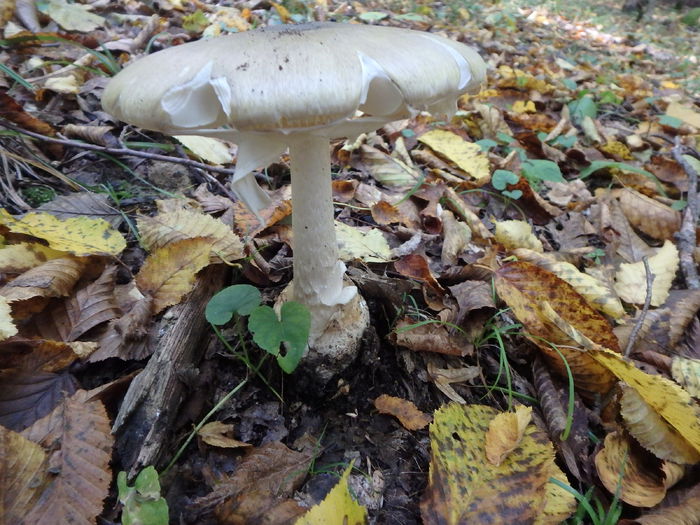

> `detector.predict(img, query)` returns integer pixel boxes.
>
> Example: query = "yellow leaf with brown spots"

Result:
[494,261,618,396]
[421,404,567,524]
[595,431,667,507]
[536,464,577,525]
[418,130,490,182]
[485,405,532,466]
[374,394,432,431]
[136,237,212,314]
[0,242,68,275]
[494,220,543,252]
[513,248,625,319]
[620,384,700,464]
[614,240,679,306]
[295,463,367,525]
[2,212,125,256]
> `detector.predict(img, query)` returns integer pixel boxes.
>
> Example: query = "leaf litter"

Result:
[1,0,700,523]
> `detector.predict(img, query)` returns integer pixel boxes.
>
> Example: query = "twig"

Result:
[1,120,240,179]
[624,256,654,357]
[672,137,700,290]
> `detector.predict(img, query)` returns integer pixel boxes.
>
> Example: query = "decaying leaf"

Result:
[136,237,212,314]
[374,394,432,431]
[175,135,233,164]
[495,261,618,396]
[393,318,472,356]
[614,240,679,306]
[513,248,625,319]
[485,405,533,466]
[0,242,67,275]
[441,210,472,265]
[595,431,667,507]
[426,361,481,404]
[633,483,700,524]
[421,403,572,524]
[0,295,17,340]
[20,390,114,524]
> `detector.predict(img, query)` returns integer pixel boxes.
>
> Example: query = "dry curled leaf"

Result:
[374,394,432,431]
[485,405,533,466]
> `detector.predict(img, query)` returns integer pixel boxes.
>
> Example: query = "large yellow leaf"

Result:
[295,463,367,525]
[137,209,244,264]
[494,261,618,396]
[0,242,68,275]
[513,248,625,319]
[174,135,233,165]
[590,346,700,455]
[336,221,391,263]
[420,403,569,524]
[136,237,212,314]
[614,240,679,306]
[536,464,577,525]
[2,211,126,256]
[595,431,667,507]
[418,129,490,181]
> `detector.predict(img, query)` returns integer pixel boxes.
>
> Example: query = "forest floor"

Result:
[1,1,700,524]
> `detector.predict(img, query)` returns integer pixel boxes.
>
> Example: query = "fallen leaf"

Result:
[494,220,544,252]
[0,296,18,340]
[198,422,251,449]
[374,394,432,431]
[418,129,490,181]
[485,405,533,466]
[175,135,233,164]
[335,222,392,263]
[614,240,679,306]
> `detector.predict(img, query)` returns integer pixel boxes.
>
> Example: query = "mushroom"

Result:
[102,22,486,380]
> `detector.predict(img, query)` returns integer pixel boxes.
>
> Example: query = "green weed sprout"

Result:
[117,466,169,525]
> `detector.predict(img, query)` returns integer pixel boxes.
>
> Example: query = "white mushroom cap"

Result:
[102,22,486,139]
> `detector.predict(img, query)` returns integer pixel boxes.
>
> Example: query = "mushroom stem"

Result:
[288,134,356,337]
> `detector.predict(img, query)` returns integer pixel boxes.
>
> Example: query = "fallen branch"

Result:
[672,138,700,290]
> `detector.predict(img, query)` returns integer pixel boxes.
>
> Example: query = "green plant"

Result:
[21,185,56,206]
[117,466,169,525]
[556,482,623,525]
[206,284,310,374]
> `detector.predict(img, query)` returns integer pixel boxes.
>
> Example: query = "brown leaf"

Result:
[393,317,472,356]
[619,188,681,241]
[371,200,402,225]
[394,254,444,294]
[0,426,49,522]
[20,390,114,525]
[374,394,432,431]
[0,370,77,431]
[441,210,471,265]
[0,91,63,158]
[632,483,700,525]
[198,422,251,449]
[495,261,618,396]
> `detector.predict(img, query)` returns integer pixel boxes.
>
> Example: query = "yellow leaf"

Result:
[494,220,543,252]
[136,237,212,314]
[620,384,700,464]
[0,242,68,274]
[295,463,367,525]
[536,465,577,525]
[197,422,251,449]
[335,221,391,263]
[512,100,536,114]
[0,295,17,341]
[418,129,490,181]
[44,75,80,94]
[513,248,625,319]
[614,240,679,306]
[595,431,667,507]
[590,346,700,455]
[671,356,700,398]
[421,404,565,524]
[174,136,233,165]
[137,209,244,264]
[485,405,533,466]
[3,212,125,256]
